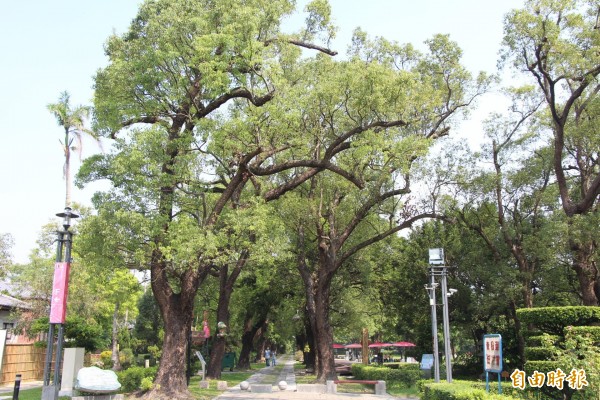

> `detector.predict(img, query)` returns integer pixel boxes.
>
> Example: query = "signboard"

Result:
[483,334,503,393]
[420,354,434,370]
[49,262,71,324]
[195,351,206,380]
[483,334,502,372]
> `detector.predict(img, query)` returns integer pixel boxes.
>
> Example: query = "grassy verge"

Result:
[6,387,71,400]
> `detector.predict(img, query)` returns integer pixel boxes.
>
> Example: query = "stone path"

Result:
[214,355,409,400]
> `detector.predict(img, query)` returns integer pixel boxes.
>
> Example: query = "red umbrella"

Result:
[368,342,393,348]
[392,341,416,347]
[332,343,345,349]
[344,343,363,349]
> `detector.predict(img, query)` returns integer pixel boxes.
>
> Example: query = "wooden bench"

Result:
[327,379,386,395]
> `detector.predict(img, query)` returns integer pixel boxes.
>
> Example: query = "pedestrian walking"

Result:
[265,348,271,366]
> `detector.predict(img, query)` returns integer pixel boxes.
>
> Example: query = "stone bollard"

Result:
[375,380,387,395]
[326,380,337,394]
[199,380,210,389]
[217,381,228,390]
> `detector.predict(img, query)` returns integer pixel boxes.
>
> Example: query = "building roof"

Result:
[0,293,30,310]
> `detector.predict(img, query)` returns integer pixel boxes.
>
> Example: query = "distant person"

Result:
[265,348,271,366]
[271,349,277,366]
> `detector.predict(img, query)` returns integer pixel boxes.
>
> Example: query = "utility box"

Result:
[221,352,236,371]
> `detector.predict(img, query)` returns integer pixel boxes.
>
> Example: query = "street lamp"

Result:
[42,207,79,400]
[428,248,453,383]
[424,282,440,382]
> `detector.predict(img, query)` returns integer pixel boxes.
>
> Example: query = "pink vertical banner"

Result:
[49,262,71,323]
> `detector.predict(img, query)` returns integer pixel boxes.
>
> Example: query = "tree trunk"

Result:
[303,325,316,372]
[314,283,337,382]
[146,294,194,399]
[143,256,199,399]
[571,240,599,306]
[111,301,121,371]
[207,257,244,378]
[64,128,71,208]
[238,316,266,370]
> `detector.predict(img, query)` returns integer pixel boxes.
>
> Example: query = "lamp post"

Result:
[424,281,440,382]
[42,207,78,400]
[428,248,454,383]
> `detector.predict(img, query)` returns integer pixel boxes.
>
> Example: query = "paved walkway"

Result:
[214,355,412,400]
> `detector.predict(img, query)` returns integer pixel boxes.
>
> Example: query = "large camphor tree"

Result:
[267,31,491,381]
[501,0,600,305]
[82,0,341,397]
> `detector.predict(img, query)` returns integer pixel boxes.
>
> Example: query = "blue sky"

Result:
[0,0,523,264]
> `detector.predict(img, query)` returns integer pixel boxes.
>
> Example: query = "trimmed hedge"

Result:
[524,360,561,376]
[517,307,600,335]
[565,325,600,343]
[525,334,560,347]
[351,363,421,388]
[524,346,557,360]
[421,380,520,400]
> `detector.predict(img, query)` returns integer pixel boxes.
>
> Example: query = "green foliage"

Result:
[147,345,162,361]
[139,376,154,391]
[524,346,557,361]
[420,380,519,400]
[119,348,135,369]
[566,326,600,343]
[117,366,157,393]
[133,289,163,353]
[100,351,113,369]
[351,363,421,389]
[31,316,108,352]
[517,307,600,335]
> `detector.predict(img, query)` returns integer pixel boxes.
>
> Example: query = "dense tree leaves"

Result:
[501,0,600,305]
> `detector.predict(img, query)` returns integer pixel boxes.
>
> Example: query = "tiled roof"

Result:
[0,293,30,309]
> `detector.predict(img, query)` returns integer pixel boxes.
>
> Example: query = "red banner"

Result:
[49,262,71,324]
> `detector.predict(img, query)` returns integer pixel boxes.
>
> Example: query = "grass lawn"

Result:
[6,387,71,400]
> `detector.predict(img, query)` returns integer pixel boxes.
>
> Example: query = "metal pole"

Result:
[12,374,21,400]
[43,208,78,400]
[430,271,440,382]
[441,267,452,382]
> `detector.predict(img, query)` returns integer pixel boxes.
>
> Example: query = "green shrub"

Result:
[524,346,557,360]
[524,360,561,375]
[526,334,560,347]
[100,351,113,369]
[139,376,154,391]
[565,326,600,343]
[119,348,135,369]
[117,366,158,393]
[351,363,421,389]
[517,307,600,335]
[421,380,520,400]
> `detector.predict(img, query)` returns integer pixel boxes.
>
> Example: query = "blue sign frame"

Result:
[483,334,503,393]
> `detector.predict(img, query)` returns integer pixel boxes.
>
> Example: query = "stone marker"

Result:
[251,384,273,393]
[75,367,121,394]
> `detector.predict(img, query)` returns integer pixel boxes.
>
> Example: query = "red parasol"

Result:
[332,343,345,349]
[368,342,393,348]
[344,343,363,349]
[392,341,416,347]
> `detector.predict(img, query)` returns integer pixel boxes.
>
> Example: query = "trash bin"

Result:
[221,352,236,371]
